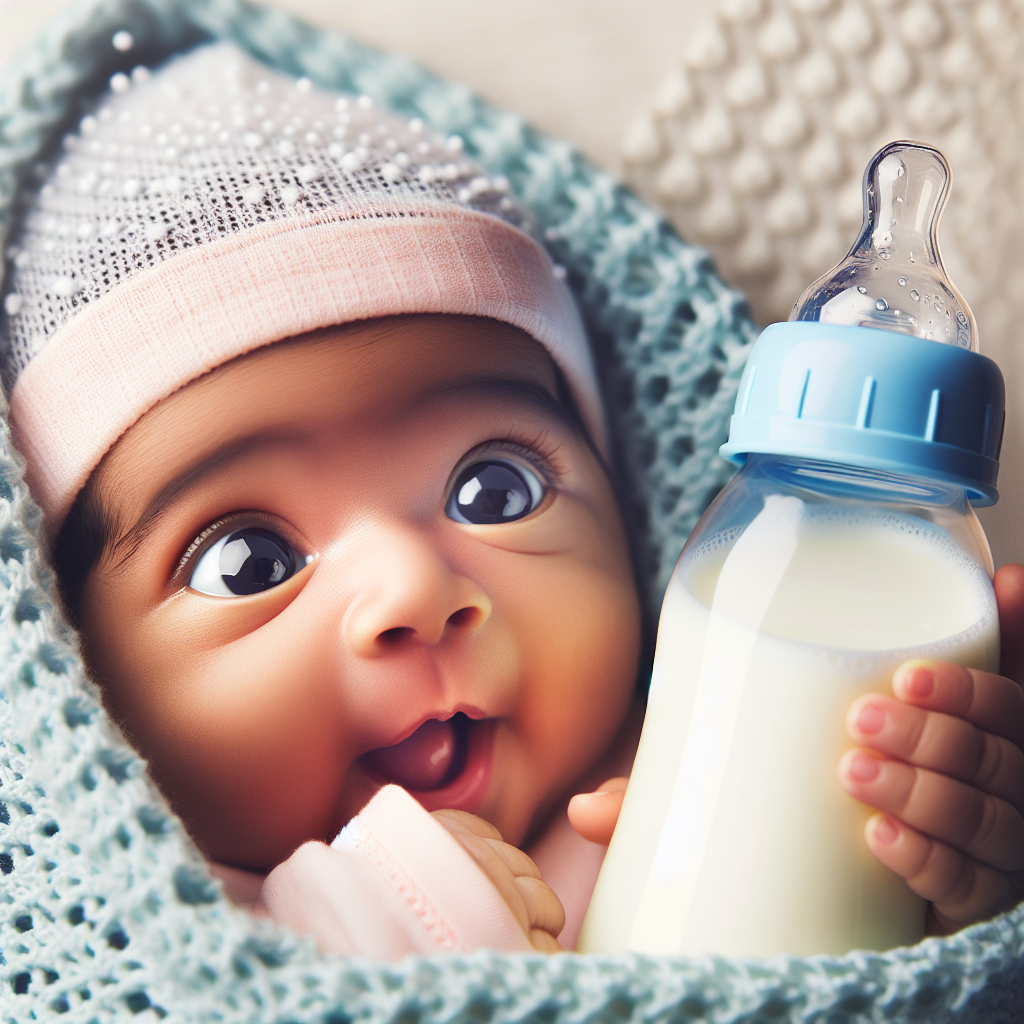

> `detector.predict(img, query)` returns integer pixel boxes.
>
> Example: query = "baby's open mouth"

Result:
[360,713,495,814]
[361,713,473,792]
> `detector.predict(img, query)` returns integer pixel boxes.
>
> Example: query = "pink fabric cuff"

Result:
[11,205,604,535]
[259,784,532,958]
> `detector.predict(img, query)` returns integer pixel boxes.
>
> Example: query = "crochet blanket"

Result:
[0,1,1021,1020]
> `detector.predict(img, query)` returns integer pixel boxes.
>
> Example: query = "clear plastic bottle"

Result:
[579,142,1005,957]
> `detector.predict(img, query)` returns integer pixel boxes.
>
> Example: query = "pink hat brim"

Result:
[10,205,604,534]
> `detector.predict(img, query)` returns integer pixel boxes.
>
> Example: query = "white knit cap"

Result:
[0,43,603,532]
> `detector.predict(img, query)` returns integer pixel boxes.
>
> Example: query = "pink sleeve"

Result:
[258,784,533,958]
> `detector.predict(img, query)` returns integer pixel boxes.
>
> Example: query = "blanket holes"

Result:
[668,435,695,464]
[0,525,26,563]
[14,590,42,623]
[39,641,71,674]
[173,864,219,905]
[97,747,139,782]
[126,990,150,1013]
[137,806,171,835]
[63,695,96,727]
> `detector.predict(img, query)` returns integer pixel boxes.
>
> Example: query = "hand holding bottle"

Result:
[839,563,1024,934]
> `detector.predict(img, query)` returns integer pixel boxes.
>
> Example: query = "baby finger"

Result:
[865,813,1022,929]
[893,661,1024,750]
[513,874,566,938]
[846,695,1024,816]
[839,750,1024,872]
[529,929,562,953]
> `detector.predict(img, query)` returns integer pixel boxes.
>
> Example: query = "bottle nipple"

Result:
[790,141,977,351]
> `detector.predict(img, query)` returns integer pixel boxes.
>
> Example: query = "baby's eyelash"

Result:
[172,511,314,590]
[173,517,231,582]
[479,432,566,484]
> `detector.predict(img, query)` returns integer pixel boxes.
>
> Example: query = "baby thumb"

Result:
[567,777,628,845]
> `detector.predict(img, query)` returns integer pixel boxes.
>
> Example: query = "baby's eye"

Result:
[189,527,300,597]
[446,459,546,525]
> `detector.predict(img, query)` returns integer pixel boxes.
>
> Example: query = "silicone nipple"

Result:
[790,141,977,351]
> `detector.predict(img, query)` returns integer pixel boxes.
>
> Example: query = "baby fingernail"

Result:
[856,704,885,735]
[872,814,899,845]
[849,752,881,782]
[904,665,934,699]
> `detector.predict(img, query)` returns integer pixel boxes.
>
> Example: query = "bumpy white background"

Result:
[3,0,1023,568]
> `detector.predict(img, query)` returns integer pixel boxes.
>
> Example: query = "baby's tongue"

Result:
[363,719,455,791]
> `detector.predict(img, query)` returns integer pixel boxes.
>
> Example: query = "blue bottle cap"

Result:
[721,141,1004,506]
[720,321,1004,505]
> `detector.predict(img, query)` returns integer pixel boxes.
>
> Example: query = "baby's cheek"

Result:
[513,552,641,790]
[90,598,362,866]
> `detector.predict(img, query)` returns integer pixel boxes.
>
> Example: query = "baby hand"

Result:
[432,809,565,951]
[567,777,628,845]
[840,657,1024,933]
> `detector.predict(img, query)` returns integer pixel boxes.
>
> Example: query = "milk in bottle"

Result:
[579,142,1006,957]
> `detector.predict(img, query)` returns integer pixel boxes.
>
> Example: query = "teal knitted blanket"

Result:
[0,1,1021,1020]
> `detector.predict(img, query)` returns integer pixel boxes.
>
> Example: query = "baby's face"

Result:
[76,315,641,870]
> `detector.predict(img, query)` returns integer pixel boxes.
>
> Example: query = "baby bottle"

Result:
[579,142,1004,958]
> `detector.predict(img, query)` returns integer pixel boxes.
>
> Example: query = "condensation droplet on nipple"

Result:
[788,140,978,351]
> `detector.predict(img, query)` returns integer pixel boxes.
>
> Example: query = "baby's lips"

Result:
[362,718,456,791]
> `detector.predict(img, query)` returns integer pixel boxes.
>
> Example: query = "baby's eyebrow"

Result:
[111,431,301,567]
[435,378,577,429]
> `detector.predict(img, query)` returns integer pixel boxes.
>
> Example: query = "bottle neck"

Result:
[743,453,970,510]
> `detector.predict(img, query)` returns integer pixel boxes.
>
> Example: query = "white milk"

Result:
[579,496,998,958]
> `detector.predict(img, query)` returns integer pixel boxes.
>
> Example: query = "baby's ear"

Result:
[994,564,1024,686]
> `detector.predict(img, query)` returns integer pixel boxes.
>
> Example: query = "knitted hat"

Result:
[0,42,603,533]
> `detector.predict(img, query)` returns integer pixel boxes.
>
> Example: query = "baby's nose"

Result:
[343,528,491,656]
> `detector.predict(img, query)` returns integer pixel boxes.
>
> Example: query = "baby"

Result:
[2,45,1021,956]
